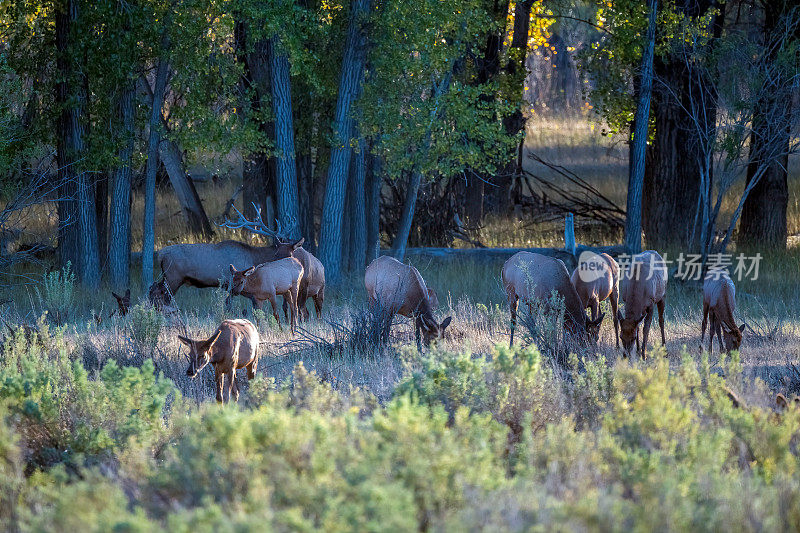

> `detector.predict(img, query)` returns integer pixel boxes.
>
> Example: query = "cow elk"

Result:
[571,252,620,347]
[701,269,745,353]
[229,257,304,334]
[283,247,325,321]
[617,250,667,359]
[179,319,260,403]
[364,255,451,349]
[502,251,602,346]
[111,289,131,317]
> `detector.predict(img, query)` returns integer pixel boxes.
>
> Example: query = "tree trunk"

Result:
[391,170,422,261]
[142,32,170,290]
[318,0,372,284]
[365,145,381,263]
[95,173,108,270]
[624,0,657,254]
[55,2,78,271]
[342,167,352,272]
[349,138,367,268]
[55,0,99,287]
[297,151,315,252]
[268,37,301,239]
[738,0,793,250]
[108,81,134,289]
[642,0,718,249]
[158,140,214,237]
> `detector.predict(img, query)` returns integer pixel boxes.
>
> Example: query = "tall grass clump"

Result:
[127,303,165,358]
[34,261,75,324]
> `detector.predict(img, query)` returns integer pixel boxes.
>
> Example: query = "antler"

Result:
[221,203,290,242]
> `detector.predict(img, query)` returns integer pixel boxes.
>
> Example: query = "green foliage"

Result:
[35,261,76,324]
[127,303,166,355]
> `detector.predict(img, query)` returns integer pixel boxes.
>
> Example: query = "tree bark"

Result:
[642,0,718,249]
[318,0,372,284]
[268,37,301,240]
[297,151,315,251]
[365,144,381,263]
[55,0,99,287]
[624,0,657,254]
[142,31,170,290]
[391,170,422,261]
[108,81,134,289]
[158,139,214,238]
[349,138,367,268]
[738,0,793,249]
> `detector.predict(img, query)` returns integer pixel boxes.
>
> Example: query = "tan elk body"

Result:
[179,319,259,403]
[364,255,451,347]
[570,252,620,347]
[229,257,304,333]
[292,248,326,320]
[149,239,303,305]
[701,270,745,353]
[502,251,602,345]
[618,250,667,359]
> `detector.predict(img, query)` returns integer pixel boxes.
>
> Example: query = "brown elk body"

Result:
[571,253,620,347]
[283,248,325,321]
[179,319,259,403]
[111,289,131,317]
[502,251,602,346]
[617,250,667,359]
[148,239,303,306]
[364,255,451,348]
[701,270,745,353]
[229,257,304,333]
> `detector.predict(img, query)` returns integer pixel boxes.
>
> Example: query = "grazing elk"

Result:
[229,257,304,334]
[282,247,325,321]
[502,251,603,346]
[111,289,131,317]
[364,255,451,349]
[617,250,667,359]
[148,203,302,307]
[701,269,745,353]
[179,319,259,404]
[571,252,620,347]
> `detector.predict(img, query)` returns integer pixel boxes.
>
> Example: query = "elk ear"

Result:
[292,238,305,250]
[739,323,746,333]
[177,335,193,347]
[440,316,452,331]
[125,288,130,298]
[244,266,256,277]
[204,330,222,351]
[617,309,624,323]
[112,291,121,301]
[229,264,238,275]
[776,393,788,409]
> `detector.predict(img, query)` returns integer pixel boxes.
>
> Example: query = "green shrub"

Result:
[127,303,165,356]
[34,262,75,324]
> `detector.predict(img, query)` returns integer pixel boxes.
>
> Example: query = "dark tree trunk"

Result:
[738,0,793,249]
[318,0,372,284]
[625,0,657,254]
[349,138,367,268]
[268,37,301,239]
[391,170,422,261]
[342,165,352,272]
[142,31,170,289]
[95,174,108,270]
[158,139,214,238]
[297,151,315,252]
[365,144,381,263]
[643,0,717,249]
[109,81,134,290]
[56,0,99,286]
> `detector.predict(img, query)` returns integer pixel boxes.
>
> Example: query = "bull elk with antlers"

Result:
[148,204,303,307]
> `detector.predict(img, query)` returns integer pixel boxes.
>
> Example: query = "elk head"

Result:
[584,312,606,344]
[618,309,642,357]
[229,264,256,296]
[417,315,452,345]
[179,330,222,377]
[271,237,305,259]
[722,322,746,352]
[112,289,131,316]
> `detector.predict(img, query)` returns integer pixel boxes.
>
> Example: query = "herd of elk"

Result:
[107,200,754,402]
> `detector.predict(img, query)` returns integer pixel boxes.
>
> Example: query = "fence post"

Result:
[564,213,576,256]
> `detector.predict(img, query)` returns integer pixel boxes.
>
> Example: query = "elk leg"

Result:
[282,297,290,323]
[656,299,666,348]
[247,357,257,380]
[296,283,309,323]
[267,294,282,331]
[700,302,709,349]
[508,289,518,347]
[590,298,599,322]
[714,318,724,354]
[610,289,620,349]
[215,372,224,404]
[641,308,654,360]
[708,314,716,353]
[287,286,298,334]
[415,316,422,352]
